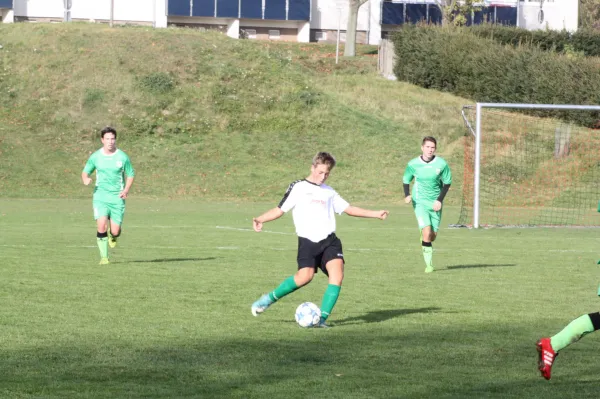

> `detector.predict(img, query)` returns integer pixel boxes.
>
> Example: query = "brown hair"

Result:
[101,126,117,139]
[422,136,437,147]
[312,152,336,169]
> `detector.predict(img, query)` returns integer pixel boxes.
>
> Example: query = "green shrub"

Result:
[469,25,600,57]
[391,26,600,126]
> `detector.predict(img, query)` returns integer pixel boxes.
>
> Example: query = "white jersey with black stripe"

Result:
[278,179,350,243]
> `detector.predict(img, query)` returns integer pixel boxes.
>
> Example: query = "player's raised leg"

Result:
[537,312,600,380]
[107,203,125,249]
[251,268,313,316]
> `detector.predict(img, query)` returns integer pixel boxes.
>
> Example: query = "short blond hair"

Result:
[312,152,336,169]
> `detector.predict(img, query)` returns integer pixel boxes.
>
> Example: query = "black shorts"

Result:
[297,233,344,276]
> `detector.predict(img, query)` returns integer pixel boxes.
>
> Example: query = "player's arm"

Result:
[120,177,134,199]
[81,156,96,186]
[433,164,452,211]
[81,171,93,186]
[120,157,135,199]
[344,206,389,220]
[402,164,414,204]
[253,181,298,231]
[253,207,284,232]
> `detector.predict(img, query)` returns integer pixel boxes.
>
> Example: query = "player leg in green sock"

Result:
[252,276,300,316]
[320,284,341,323]
[550,313,600,352]
[97,231,109,264]
[538,312,600,380]
[269,275,300,302]
[422,241,433,273]
[318,259,344,327]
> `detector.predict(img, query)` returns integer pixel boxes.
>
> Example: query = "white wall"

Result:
[311,0,371,32]
[71,0,151,22]
[14,0,64,18]
[519,0,578,32]
[13,0,168,25]
[311,0,380,44]
[1,8,15,23]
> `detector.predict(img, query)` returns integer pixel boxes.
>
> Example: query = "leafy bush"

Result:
[469,25,600,57]
[391,26,600,126]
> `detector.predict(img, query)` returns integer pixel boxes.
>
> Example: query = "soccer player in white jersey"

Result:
[250,152,389,327]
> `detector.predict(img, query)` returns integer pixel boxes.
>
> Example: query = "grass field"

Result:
[1,199,599,398]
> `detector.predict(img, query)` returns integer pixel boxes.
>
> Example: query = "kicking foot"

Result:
[314,319,331,328]
[251,294,274,316]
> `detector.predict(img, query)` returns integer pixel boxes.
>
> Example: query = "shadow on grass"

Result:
[3,329,599,398]
[335,307,441,325]
[443,264,517,271]
[127,257,217,263]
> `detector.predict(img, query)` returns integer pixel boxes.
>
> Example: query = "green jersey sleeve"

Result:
[402,164,415,185]
[83,153,97,175]
[441,161,452,185]
[123,154,135,178]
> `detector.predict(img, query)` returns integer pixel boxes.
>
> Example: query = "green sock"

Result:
[320,284,341,321]
[269,276,299,302]
[96,237,108,259]
[422,245,433,268]
[550,314,595,352]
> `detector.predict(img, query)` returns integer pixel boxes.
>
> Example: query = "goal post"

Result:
[458,103,600,228]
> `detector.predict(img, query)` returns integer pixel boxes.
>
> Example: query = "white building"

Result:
[0,0,579,44]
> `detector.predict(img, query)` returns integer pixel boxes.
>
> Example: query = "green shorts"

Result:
[93,199,126,226]
[413,202,442,232]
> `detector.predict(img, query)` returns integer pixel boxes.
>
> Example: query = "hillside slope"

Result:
[0,23,469,203]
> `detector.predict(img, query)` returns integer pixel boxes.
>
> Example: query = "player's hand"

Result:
[82,176,92,186]
[378,210,389,220]
[119,190,129,199]
[253,218,263,232]
[433,200,442,211]
[404,195,412,204]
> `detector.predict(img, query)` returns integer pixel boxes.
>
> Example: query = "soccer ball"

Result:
[295,302,321,328]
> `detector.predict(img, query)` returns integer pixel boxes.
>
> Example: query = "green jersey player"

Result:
[82,127,135,265]
[402,136,452,273]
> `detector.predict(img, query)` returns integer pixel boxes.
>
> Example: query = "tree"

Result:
[343,0,479,57]
[433,0,480,26]
[579,0,600,29]
[344,0,369,57]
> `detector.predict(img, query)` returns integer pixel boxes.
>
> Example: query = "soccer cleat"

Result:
[425,266,435,273]
[107,222,117,248]
[108,232,117,248]
[537,338,556,380]
[314,319,331,328]
[251,294,274,316]
[99,257,110,265]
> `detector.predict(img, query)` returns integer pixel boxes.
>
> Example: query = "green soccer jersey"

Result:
[83,149,135,203]
[403,156,452,203]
